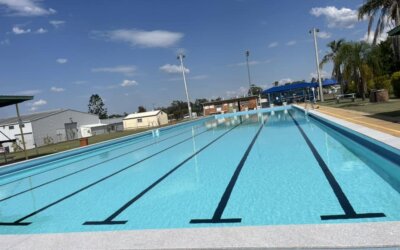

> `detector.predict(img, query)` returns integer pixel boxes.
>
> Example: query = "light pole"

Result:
[177,53,192,118]
[245,50,253,96]
[309,28,324,102]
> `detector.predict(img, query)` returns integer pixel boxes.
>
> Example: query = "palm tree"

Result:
[358,0,400,59]
[320,39,345,92]
[337,42,373,100]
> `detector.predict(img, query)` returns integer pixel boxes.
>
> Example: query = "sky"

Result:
[0,0,389,117]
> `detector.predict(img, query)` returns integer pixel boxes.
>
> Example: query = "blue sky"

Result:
[0,0,380,117]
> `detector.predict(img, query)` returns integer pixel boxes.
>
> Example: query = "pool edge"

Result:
[293,104,400,151]
[1,222,399,249]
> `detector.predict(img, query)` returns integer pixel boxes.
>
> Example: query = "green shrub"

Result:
[391,71,400,97]
[347,80,357,93]
[374,75,392,94]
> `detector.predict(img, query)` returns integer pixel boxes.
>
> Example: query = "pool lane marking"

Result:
[83,122,244,225]
[0,127,214,226]
[0,126,201,188]
[288,112,385,221]
[190,119,265,224]
[0,127,205,202]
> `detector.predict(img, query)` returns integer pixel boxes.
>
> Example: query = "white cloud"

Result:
[12,26,31,35]
[278,78,293,85]
[160,64,189,74]
[361,18,391,44]
[95,29,184,48]
[35,27,47,34]
[30,99,47,106]
[92,65,136,76]
[310,6,358,29]
[27,98,46,111]
[0,0,56,16]
[317,31,332,39]
[120,80,138,87]
[50,86,65,92]
[268,42,278,48]
[15,89,41,95]
[49,20,65,28]
[286,40,297,46]
[226,86,248,98]
[310,70,330,79]
[56,58,68,64]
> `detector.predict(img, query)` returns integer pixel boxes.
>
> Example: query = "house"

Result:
[0,109,99,152]
[100,117,124,132]
[202,96,259,116]
[123,110,168,130]
[80,118,124,137]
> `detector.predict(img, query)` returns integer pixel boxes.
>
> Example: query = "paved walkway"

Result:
[312,105,400,137]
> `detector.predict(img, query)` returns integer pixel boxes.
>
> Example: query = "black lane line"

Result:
[0,127,212,226]
[288,112,385,221]
[0,126,200,188]
[84,122,244,225]
[190,119,265,224]
[0,127,204,203]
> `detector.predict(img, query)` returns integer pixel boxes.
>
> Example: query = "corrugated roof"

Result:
[100,118,123,124]
[123,110,162,120]
[81,123,107,128]
[0,110,65,126]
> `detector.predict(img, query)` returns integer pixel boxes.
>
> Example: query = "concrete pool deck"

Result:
[1,222,400,249]
[312,105,400,138]
[1,106,400,249]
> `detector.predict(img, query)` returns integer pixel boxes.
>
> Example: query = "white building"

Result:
[0,109,99,152]
[123,110,168,130]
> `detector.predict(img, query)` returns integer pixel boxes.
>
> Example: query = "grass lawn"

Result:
[319,98,400,122]
[0,119,188,166]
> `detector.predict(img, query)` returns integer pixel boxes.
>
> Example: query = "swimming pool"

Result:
[0,106,399,234]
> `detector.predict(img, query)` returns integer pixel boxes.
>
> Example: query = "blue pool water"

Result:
[0,107,399,234]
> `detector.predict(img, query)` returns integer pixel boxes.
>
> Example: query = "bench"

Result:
[335,93,355,103]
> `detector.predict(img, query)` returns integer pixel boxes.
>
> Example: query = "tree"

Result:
[138,106,147,113]
[391,71,400,97]
[320,39,345,90]
[358,0,400,61]
[336,42,373,100]
[192,98,208,114]
[248,84,263,96]
[88,94,107,119]
[273,81,279,87]
[108,114,124,118]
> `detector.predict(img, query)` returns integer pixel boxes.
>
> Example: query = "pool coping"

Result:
[1,106,400,249]
[293,104,400,150]
[1,222,400,249]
